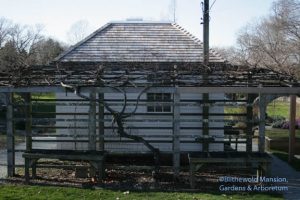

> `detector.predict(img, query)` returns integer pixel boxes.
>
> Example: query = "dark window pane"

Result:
[163,93,171,101]
[156,106,162,112]
[156,93,162,101]
[148,93,154,101]
[148,106,154,112]
[164,106,171,112]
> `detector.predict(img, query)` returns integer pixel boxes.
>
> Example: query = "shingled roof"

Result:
[55,22,224,63]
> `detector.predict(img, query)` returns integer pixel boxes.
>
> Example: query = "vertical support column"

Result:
[24,93,34,179]
[246,94,254,153]
[202,93,209,152]
[289,95,296,162]
[24,93,32,151]
[98,92,105,179]
[258,94,266,153]
[98,93,104,151]
[6,93,15,177]
[88,91,97,150]
[173,87,180,177]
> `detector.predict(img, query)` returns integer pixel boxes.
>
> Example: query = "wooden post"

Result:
[202,0,210,152]
[24,93,32,151]
[189,162,196,189]
[6,93,15,177]
[246,94,254,153]
[258,94,266,153]
[88,91,97,150]
[98,92,105,179]
[173,87,180,177]
[202,93,209,152]
[289,95,296,162]
[98,93,104,151]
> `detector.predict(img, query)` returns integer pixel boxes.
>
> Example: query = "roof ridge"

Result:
[109,20,173,24]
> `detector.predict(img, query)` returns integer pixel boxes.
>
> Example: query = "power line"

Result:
[210,0,217,11]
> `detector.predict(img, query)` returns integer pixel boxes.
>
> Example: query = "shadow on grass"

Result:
[272,150,300,171]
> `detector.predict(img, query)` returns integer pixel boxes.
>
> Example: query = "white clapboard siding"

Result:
[55,91,224,153]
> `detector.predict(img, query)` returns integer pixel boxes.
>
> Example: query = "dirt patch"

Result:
[7,161,263,192]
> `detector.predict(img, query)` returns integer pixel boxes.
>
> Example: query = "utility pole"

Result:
[202,0,210,152]
[203,0,209,65]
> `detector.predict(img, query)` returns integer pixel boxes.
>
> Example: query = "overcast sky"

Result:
[0,0,275,47]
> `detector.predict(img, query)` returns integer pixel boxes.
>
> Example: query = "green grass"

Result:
[224,106,245,114]
[266,129,300,139]
[267,100,300,119]
[31,93,55,100]
[31,93,56,119]
[0,185,283,200]
[272,150,300,171]
[224,99,299,120]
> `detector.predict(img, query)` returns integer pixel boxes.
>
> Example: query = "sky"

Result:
[0,0,275,47]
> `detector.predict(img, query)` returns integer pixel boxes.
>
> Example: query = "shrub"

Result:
[269,115,286,123]
[271,115,286,128]
[281,118,300,129]
[272,120,286,128]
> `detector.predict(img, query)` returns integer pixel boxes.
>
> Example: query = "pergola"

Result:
[0,61,299,185]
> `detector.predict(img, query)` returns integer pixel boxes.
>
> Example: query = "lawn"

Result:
[31,93,56,100]
[224,99,300,120]
[0,185,283,200]
[267,99,300,119]
[265,129,300,139]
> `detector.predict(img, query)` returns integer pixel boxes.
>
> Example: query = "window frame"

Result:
[147,93,172,113]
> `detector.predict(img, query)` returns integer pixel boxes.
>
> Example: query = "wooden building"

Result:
[54,21,226,153]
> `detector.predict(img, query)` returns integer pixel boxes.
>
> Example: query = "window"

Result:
[147,93,171,112]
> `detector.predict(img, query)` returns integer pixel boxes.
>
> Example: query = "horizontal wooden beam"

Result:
[0,86,299,94]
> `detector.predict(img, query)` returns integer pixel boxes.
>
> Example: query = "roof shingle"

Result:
[55,22,224,63]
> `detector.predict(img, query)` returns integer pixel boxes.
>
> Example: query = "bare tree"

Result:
[30,38,65,65]
[0,18,65,82]
[0,17,12,48]
[0,41,21,72]
[221,0,300,78]
[212,46,241,65]
[273,0,300,75]
[273,0,300,41]
[67,20,91,45]
[9,24,44,55]
[0,21,44,70]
